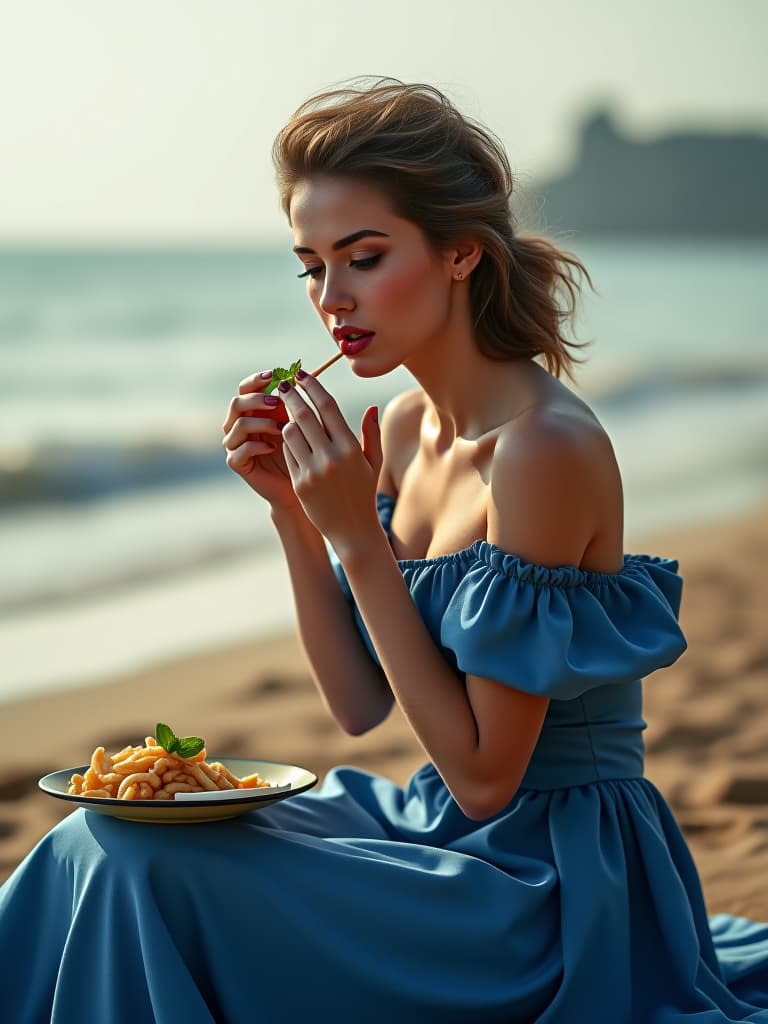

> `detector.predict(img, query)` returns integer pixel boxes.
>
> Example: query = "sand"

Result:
[1,502,767,920]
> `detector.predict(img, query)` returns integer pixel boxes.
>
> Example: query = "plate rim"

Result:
[38,756,318,809]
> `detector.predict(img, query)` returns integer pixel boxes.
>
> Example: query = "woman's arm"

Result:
[281,375,609,820]
[269,392,425,735]
[221,368,393,735]
[335,530,551,821]
[270,506,394,735]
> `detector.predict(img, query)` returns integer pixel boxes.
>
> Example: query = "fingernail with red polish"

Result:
[278,380,291,393]
[295,368,307,381]
[263,395,280,406]
[260,370,273,379]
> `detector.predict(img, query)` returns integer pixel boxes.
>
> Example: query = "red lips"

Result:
[332,325,376,357]
[332,325,374,342]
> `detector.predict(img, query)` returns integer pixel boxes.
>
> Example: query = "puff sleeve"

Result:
[439,543,687,700]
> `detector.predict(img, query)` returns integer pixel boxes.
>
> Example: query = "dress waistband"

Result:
[518,760,644,791]
[517,719,646,791]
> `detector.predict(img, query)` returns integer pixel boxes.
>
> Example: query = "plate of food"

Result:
[38,723,318,823]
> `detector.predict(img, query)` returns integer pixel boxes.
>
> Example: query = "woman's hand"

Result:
[278,370,384,554]
[221,370,299,512]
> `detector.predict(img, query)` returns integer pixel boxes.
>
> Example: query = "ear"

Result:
[444,239,484,280]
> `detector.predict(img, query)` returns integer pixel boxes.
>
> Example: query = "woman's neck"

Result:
[403,325,551,444]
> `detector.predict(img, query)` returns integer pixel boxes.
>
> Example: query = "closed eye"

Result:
[297,254,382,279]
[350,255,382,270]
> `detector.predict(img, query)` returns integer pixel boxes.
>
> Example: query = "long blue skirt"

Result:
[1,764,768,1023]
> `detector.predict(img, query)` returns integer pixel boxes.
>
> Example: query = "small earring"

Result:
[456,272,464,281]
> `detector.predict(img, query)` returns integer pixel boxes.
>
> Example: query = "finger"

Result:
[280,417,313,465]
[223,391,284,433]
[294,369,353,440]
[222,414,284,451]
[278,382,331,452]
[225,439,277,473]
[360,405,383,475]
[281,437,300,478]
[238,369,275,396]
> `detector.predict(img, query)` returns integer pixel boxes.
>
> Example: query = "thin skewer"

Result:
[310,350,344,378]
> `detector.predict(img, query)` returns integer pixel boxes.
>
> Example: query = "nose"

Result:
[318,273,355,317]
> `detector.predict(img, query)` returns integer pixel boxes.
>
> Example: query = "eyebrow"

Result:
[293,229,390,255]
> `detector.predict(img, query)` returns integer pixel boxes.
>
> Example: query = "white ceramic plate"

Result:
[38,758,318,823]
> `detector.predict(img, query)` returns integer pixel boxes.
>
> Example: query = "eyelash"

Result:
[297,254,382,279]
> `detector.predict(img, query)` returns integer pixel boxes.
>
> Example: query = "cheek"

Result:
[375,259,442,315]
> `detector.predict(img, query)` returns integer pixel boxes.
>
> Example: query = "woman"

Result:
[2,79,767,1023]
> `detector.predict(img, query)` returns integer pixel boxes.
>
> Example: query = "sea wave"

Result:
[0,439,225,509]
[583,359,768,409]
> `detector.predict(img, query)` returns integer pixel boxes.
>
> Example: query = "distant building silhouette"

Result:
[526,109,768,237]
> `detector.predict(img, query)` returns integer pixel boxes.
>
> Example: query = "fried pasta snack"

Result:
[68,736,271,801]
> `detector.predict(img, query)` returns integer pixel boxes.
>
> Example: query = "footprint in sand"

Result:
[718,776,768,805]
[0,772,45,803]
[686,772,768,808]
[240,674,309,699]
[0,819,20,839]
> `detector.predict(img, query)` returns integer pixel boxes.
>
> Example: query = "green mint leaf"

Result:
[155,722,178,754]
[264,359,302,395]
[175,736,205,759]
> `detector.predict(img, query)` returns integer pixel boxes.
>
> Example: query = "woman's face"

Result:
[289,175,455,377]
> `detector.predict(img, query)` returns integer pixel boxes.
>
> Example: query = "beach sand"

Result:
[1,502,767,920]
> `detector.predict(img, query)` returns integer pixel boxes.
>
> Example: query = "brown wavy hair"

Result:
[272,77,593,381]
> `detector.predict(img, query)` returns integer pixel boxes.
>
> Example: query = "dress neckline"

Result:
[376,490,480,568]
[375,491,666,584]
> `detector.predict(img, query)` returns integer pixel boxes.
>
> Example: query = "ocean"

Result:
[1,240,766,700]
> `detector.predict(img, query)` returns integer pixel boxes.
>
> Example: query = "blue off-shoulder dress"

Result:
[1,492,767,1023]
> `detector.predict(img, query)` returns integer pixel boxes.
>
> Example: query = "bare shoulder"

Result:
[376,388,428,496]
[489,396,624,571]
[497,396,617,477]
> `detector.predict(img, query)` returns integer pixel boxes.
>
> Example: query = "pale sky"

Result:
[0,0,765,242]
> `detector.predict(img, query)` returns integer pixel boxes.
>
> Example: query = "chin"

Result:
[348,355,399,379]
[350,363,386,379]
